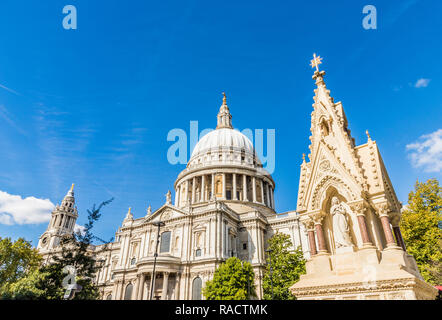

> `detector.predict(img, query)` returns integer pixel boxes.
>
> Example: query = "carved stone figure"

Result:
[166,190,172,204]
[330,197,353,248]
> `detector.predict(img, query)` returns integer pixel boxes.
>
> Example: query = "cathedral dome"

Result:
[186,93,261,169]
[190,128,254,160]
[174,93,274,211]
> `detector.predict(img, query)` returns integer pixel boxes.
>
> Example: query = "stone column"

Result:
[260,180,265,204]
[312,214,327,253]
[357,215,372,245]
[222,173,226,199]
[161,272,169,300]
[137,273,146,299]
[266,183,270,207]
[60,214,67,229]
[351,203,373,246]
[185,180,189,205]
[377,204,397,248]
[175,186,179,206]
[134,275,140,300]
[232,173,237,200]
[252,176,257,203]
[308,229,317,256]
[175,272,181,299]
[380,215,396,247]
[243,175,248,201]
[393,226,406,251]
[191,177,196,204]
[303,220,317,256]
[147,273,153,299]
[211,173,215,200]
[201,175,205,202]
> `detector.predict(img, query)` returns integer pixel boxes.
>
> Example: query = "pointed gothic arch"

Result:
[311,175,356,211]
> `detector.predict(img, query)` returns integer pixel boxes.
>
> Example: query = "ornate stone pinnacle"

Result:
[216,92,233,129]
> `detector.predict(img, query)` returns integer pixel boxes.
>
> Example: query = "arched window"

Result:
[124,283,133,300]
[160,231,171,253]
[192,277,202,300]
[195,249,201,257]
[106,294,112,300]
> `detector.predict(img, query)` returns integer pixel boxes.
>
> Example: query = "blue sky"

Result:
[0,0,441,246]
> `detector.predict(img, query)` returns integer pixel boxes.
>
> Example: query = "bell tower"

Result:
[38,184,78,251]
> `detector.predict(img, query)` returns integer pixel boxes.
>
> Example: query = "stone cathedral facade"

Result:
[37,58,437,300]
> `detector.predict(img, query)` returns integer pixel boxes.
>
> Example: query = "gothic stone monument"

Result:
[290,55,438,300]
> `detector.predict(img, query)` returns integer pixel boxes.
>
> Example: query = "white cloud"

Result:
[406,129,442,172]
[74,224,86,236]
[0,190,54,225]
[414,78,431,88]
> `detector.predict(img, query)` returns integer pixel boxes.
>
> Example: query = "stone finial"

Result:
[366,130,372,141]
[125,207,133,220]
[302,153,306,163]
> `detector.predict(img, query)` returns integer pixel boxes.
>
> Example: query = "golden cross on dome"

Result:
[310,53,323,72]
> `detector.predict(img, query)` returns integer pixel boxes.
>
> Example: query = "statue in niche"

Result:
[330,196,353,248]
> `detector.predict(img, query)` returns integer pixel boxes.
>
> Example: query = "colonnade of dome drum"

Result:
[174,171,275,210]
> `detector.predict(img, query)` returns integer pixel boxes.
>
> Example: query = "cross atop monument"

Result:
[310,53,323,72]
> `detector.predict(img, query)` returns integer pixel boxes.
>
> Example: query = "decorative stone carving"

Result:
[350,202,366,216]
[319,160,331,171]
[375,202,392,217]
[161,210,171,221]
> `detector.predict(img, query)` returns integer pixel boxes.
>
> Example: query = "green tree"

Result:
[263,233,306,300]
[40,198,113,299]
[203,257,256,300]
[0,237,43,298]
[400,178,442,285]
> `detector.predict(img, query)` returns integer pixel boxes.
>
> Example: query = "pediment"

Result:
[145,204,189,223]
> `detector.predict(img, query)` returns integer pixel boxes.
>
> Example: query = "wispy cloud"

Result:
[0,83,20,95]
[0,190,54,225]
[0,105,27,135]
[406,129,442,172]
[34,103,98,193]
[414,78,431,88]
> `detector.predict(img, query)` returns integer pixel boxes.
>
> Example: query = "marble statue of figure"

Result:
[330,196,353,248]
[166,190,172,204]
